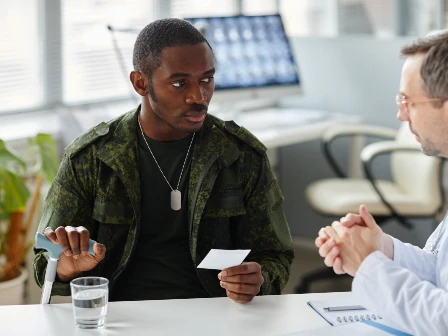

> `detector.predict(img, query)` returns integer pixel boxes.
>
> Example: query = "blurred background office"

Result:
[1,0,448,305]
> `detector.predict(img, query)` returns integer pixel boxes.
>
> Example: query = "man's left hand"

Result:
[218,262,264,303]
[322,206,385,276]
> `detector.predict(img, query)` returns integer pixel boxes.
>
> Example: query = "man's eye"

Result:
[172,81,186,88]
[201,77,214,83]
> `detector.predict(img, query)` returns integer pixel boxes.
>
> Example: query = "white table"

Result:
[0,292,351,336]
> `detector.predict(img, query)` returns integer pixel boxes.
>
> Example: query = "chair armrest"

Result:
[360,141,421,163]
[360,141,422,230]
[321,124,397,178]
[323,124,397,143]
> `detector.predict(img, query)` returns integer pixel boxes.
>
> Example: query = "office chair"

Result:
[295,122,446,293]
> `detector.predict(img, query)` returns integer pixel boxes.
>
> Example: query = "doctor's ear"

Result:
[130,71,148,96]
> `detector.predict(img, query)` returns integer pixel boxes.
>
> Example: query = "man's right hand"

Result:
[314,205,369,274]
[44,226,106,282]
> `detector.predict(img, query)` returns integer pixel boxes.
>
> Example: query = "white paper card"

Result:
[197,249,251,270]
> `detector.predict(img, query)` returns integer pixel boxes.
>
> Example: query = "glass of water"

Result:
[70,277,109,329]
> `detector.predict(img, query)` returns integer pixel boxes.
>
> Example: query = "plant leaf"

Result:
[0,140,26,177]
[29,134,59,183]
[0,169,30,213]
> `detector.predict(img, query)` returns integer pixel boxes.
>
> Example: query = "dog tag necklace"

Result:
[138,119,195,211]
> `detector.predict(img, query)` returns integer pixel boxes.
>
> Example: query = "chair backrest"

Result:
[391,122,443,207]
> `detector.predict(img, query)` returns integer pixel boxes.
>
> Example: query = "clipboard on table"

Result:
[307,298,383,326]
[303,298,412,335]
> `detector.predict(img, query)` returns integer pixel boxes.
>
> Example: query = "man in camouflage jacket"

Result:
[34,18,294,302]
[34,108,294,298]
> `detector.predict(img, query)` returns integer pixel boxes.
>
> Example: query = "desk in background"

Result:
[0,292,352,336]
[232,108,361,181]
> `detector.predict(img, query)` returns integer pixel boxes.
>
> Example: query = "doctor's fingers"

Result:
[318,236,337,258]
[331,221,349,237]
[324,245,340,267]
[340,213,364,227]
[315,228,330,248]
[319,227,330,240]
[315,236,325,248]
[323,224,340,242]
[332,257,345,274]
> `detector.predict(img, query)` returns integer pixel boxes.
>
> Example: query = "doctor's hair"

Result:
[132,18,212,77]
[401,30,448,107]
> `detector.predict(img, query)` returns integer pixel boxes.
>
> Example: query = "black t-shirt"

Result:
[111,129,209,301]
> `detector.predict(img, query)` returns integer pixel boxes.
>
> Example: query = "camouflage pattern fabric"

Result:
[33,107,294,298]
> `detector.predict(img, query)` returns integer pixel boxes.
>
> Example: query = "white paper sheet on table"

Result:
[197,249,251,270]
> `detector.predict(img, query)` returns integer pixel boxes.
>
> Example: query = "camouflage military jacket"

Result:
[34,108,294,298]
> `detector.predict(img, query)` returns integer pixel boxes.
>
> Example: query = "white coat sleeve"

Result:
[352,251,448,336]
[391,236,437,285]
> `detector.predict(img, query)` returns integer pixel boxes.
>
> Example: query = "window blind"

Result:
[170,0,238,18]
[242,0,278,15]
[0,0,42,114]
[62,0,154,105]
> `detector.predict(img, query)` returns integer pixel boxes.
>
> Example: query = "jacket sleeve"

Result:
[33,153,96,297]
[238,154,294,295]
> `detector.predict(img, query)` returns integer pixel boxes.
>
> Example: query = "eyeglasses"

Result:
[395,94,446,113]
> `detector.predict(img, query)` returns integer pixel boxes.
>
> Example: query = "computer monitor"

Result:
[184,14,301,111]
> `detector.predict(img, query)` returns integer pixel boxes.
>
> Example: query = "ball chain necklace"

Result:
[138,119,195,211]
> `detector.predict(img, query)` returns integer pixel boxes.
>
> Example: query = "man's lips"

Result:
[185,112,206,123]
[184,109,207,123]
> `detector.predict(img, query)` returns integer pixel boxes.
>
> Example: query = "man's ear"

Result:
[130,71,148,96]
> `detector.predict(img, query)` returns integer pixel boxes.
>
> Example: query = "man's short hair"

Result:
[133,18,212,77]
[401,30,448,105]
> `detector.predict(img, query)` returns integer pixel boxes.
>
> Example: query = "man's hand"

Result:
[218,262,264,303]
[322,205,389,276]
[44,226,106,282]
[315,205,368,274]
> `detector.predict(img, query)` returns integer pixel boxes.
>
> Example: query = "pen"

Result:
[324,305,366,312]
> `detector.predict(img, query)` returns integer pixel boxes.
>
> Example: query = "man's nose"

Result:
[186,84,206,105]
[396,107,409,122]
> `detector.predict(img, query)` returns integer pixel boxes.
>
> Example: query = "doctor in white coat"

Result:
[316,31,448,336]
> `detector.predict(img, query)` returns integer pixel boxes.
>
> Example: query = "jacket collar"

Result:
[193,114,239,171]
[95,108,141,222]
[94,108,240,230]
[188,115,239,251]
[95,108,239,171]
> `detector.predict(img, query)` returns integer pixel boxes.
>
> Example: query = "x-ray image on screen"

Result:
[185,14,300,91]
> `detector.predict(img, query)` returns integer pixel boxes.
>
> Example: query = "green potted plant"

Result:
[0,134,58,304]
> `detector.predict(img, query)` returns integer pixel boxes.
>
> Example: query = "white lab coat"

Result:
[352,221,448,336]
